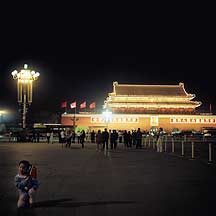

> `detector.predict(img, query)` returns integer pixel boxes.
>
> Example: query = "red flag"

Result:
[89,102,96,109]
[70,101,76,109]
[80,101,86,109]
[61,101,67,108]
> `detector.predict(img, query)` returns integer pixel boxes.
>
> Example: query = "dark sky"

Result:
[0,4,215,119]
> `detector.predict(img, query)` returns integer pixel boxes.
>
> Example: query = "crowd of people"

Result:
[12,127,165,150]
[58,127,158,150]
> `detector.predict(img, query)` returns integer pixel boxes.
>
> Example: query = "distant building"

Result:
[61,82,216,132]
[104,81,201,114]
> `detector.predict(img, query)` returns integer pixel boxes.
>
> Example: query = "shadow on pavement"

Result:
[16,199,73,216]
[33,198,136,208]
[17,207,37,216]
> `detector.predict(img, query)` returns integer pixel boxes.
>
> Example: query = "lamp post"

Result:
[11,64,40,129]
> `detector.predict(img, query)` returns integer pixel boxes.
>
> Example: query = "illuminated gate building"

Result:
[61,82,216,132]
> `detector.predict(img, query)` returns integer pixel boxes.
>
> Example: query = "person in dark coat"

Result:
[110,130,119,149]
[90,130,96,143]
[136,128,142,149]
[80,130,86,148]
[102,128,109,150]
[96,130,103,151]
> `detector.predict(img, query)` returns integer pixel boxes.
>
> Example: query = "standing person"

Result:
[66,130,72,148]
[136,128,143,149]
[132,130,137,146]
[90,130,96,143]
[113,130,119,149]
[110,130,115,150]
[71,130,76,143]
[123,130,128,148]
[60,130,65,147]
[80,130,86,148]
[15,160,39,208]
[50,131,54,144]
[102,128,109,150]
[127,131,132,148]
[36,132,40,143]
[32,130,36,143]
[46,131,51,143]
[156,127,163,152]
[77,130,81,143]
[58,131,61,143]
[110,129,119,149]
[96,130,103,151]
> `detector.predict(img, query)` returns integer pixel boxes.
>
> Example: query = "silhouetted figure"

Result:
[32,131,36,143]
[102,128,109,150]
[136,128,142,149]
[72,130,76,143]
[90,130,95,143]
[36,132,40,143]
[80,130,86,148]
[96,130,103,151]
[110,130,118,149]
[132,130,137,146]
[46,131,51,143]
[127,131,132,147]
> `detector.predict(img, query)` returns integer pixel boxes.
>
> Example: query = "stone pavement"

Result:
[0,142,216,216]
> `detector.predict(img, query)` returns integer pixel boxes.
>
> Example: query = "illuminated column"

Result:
[11,64,40,129]
[102,110,112,129]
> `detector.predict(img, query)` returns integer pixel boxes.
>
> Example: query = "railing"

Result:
[1,134,215,164]
[142,135,216,164]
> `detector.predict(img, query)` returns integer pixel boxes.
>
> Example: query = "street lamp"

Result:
[11,64,40,129]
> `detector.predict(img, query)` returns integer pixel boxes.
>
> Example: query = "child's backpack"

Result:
[29,165,37,179]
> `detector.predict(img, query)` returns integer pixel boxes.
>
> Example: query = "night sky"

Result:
[0,5,215,122]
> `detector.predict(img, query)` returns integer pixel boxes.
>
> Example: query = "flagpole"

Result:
[73,105,76,129]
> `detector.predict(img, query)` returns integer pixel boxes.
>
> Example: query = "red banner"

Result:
[80,101,86,109]
[61,101,67,108]
[70,102,76,109]
[89,102,96,109]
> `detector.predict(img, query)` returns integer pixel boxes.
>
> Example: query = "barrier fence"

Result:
[142,135,216,164]
[1,134,215,164]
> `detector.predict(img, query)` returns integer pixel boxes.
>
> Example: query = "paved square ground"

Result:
[0,142,216,216]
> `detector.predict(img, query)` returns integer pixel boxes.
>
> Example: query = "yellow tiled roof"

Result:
[114,82,189,97]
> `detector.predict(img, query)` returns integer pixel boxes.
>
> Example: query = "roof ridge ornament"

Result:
[113,81,118,86]
[113,81,118,95]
